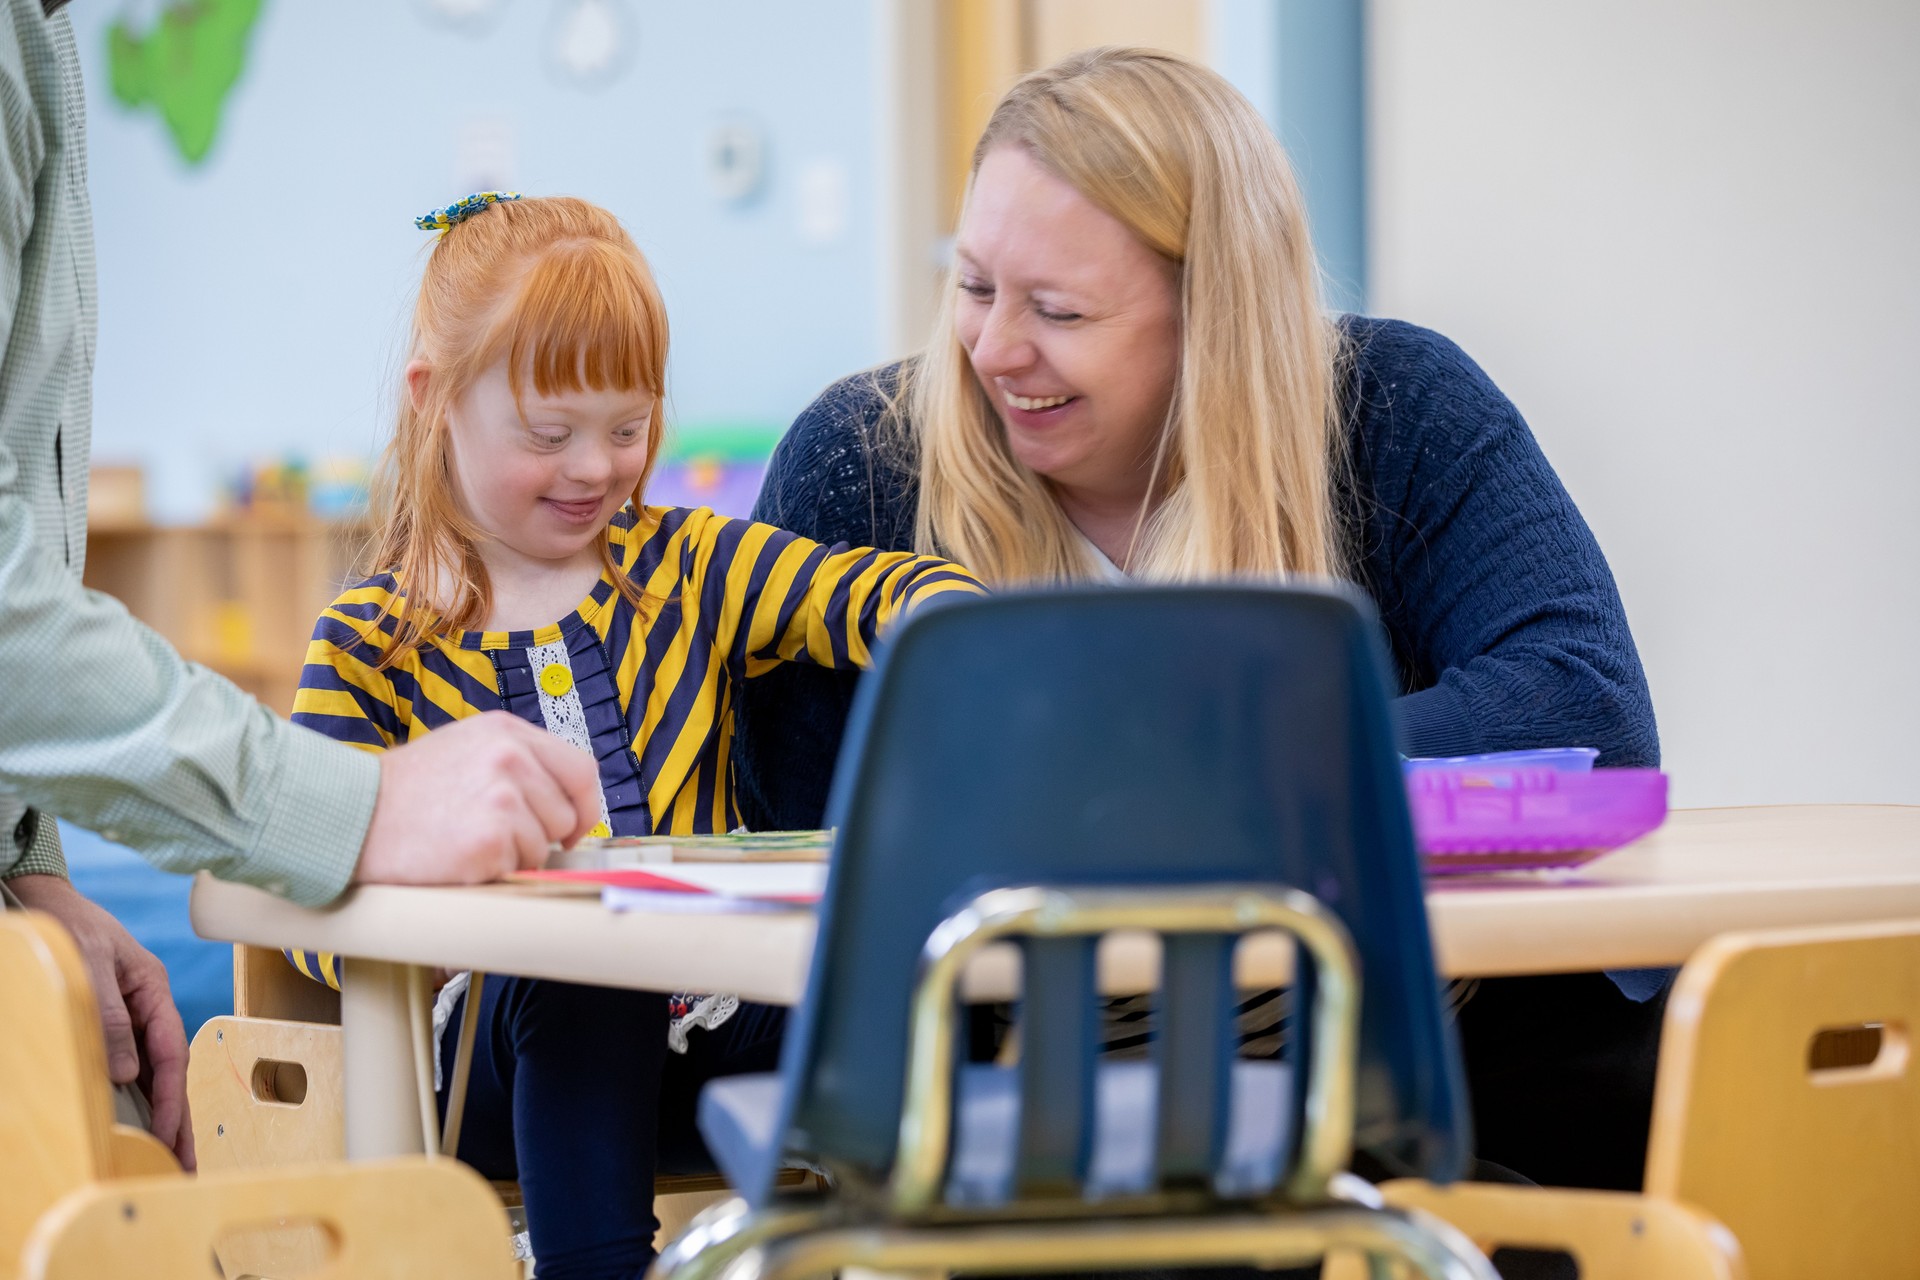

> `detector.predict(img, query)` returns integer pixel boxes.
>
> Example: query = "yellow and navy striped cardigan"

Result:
[284,504,981,989]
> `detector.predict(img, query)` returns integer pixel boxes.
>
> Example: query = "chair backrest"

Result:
[233,943,341,1023]
[762,587,1467,1203]
[1643,919,1920,1280]
[18,1159,519,1280]
[1321,1180,1746,1280]
[0,911,118,1268]
[189,1015,347,1172]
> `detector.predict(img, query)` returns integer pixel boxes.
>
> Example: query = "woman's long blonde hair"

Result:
[367,196,670,667]
[906,46,1347,584]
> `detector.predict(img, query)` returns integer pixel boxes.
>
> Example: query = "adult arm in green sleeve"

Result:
[0,8,376,906]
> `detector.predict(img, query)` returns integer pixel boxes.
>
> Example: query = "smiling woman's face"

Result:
[954,145,1182,510]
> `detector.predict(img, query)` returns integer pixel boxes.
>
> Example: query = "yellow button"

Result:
[588,821,611,839]
[539,663,574,697]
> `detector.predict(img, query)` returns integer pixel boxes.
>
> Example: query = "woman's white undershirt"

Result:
[1075,528,1131,583]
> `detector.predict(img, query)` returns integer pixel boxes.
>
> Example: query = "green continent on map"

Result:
[107,0,266,166]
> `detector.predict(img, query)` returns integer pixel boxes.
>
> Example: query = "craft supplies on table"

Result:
[544,829,831,870]
[1402,747,1598,776]
[1405,752,1669,873]
[514,860,827,910]
[517,750,1670,903]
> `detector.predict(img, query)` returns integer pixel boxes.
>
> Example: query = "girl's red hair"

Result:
[367,196,670,667]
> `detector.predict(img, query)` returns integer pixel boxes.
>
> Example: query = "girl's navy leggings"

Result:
[437,976,787,1280]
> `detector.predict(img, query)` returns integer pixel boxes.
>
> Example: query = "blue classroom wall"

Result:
[58,822,233,1040]
[70,1,884,522]
[1275,0,1368,312]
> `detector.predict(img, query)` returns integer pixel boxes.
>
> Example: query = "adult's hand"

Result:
[4,874,196,1170]
[354,711,601,886]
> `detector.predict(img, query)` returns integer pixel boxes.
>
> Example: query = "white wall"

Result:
[1368,0,1920,806]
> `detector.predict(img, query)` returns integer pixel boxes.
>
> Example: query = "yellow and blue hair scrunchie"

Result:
[415,190,521,233]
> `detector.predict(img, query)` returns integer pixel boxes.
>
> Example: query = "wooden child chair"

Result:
[0,910,517,1280]
[19,1159,519,1280]
[191,943,765,1247]
[1642,918,1920,1280]
[1335,916,1920,1279]
[0,909,180,1276]
[1323,1181,1745,1280]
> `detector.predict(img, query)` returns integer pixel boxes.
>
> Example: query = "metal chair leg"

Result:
[698,1207,1496,1280]
[650,1198,829,1280]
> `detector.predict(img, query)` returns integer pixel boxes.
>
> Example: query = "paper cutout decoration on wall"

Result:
[107,0,266,166]
[550,0,630,88]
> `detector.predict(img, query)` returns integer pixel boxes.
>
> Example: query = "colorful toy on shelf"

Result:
[647,420,782,519]
[309,456,370,519]
[221,454,368,520]
[224,456,307,515]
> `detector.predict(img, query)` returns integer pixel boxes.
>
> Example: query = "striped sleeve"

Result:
[283,948,343,991]
[283,590,406,990]
[701,517,983,677]
[290,585,408,754]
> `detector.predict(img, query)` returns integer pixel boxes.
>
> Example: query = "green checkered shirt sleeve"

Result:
[0,0,377,906]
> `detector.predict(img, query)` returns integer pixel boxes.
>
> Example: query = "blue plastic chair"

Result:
[662,586,1490,1280]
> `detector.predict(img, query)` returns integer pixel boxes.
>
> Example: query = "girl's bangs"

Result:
[493,240,668,404]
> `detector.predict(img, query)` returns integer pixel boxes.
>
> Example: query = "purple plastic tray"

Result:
[1406,767,1669,873]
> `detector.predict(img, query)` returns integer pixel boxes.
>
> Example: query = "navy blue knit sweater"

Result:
[733,316,1658,832]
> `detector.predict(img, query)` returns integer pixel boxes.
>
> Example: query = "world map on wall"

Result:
[107,0,265,166]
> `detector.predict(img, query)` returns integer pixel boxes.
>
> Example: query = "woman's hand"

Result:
[5,874,196,1170]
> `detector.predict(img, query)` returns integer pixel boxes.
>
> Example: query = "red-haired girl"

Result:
[289,192,980,1278]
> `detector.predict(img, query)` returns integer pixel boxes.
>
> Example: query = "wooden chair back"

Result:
[190,1015,346,1171]
[1,910,186,1279]
[18,1159,519,1280]
[0,912,120,1273]
[1644,919,1920,1280]
[1325,1180,1745,1279]
[234,943,339,1023]
[193,985,794,1256]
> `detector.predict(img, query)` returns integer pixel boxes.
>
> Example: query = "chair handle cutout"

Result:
[1486,1246,1579,1278]
[212,1216,340,1279]
[1807,1021,1908,1084]
[250,1057,310,1106]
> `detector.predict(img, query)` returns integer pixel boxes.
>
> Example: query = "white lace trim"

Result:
[526,639,611,833]
[430,969,472,1091]
[668,992,741,1054]
[449,648,743,1063]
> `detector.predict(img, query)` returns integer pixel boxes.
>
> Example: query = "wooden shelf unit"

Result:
[82,516,367,717]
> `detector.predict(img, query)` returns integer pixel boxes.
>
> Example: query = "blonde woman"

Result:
[740,49,1660,1195]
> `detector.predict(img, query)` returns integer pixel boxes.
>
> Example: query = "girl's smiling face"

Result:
[426,358,655,570]
[953,144,1182,509]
